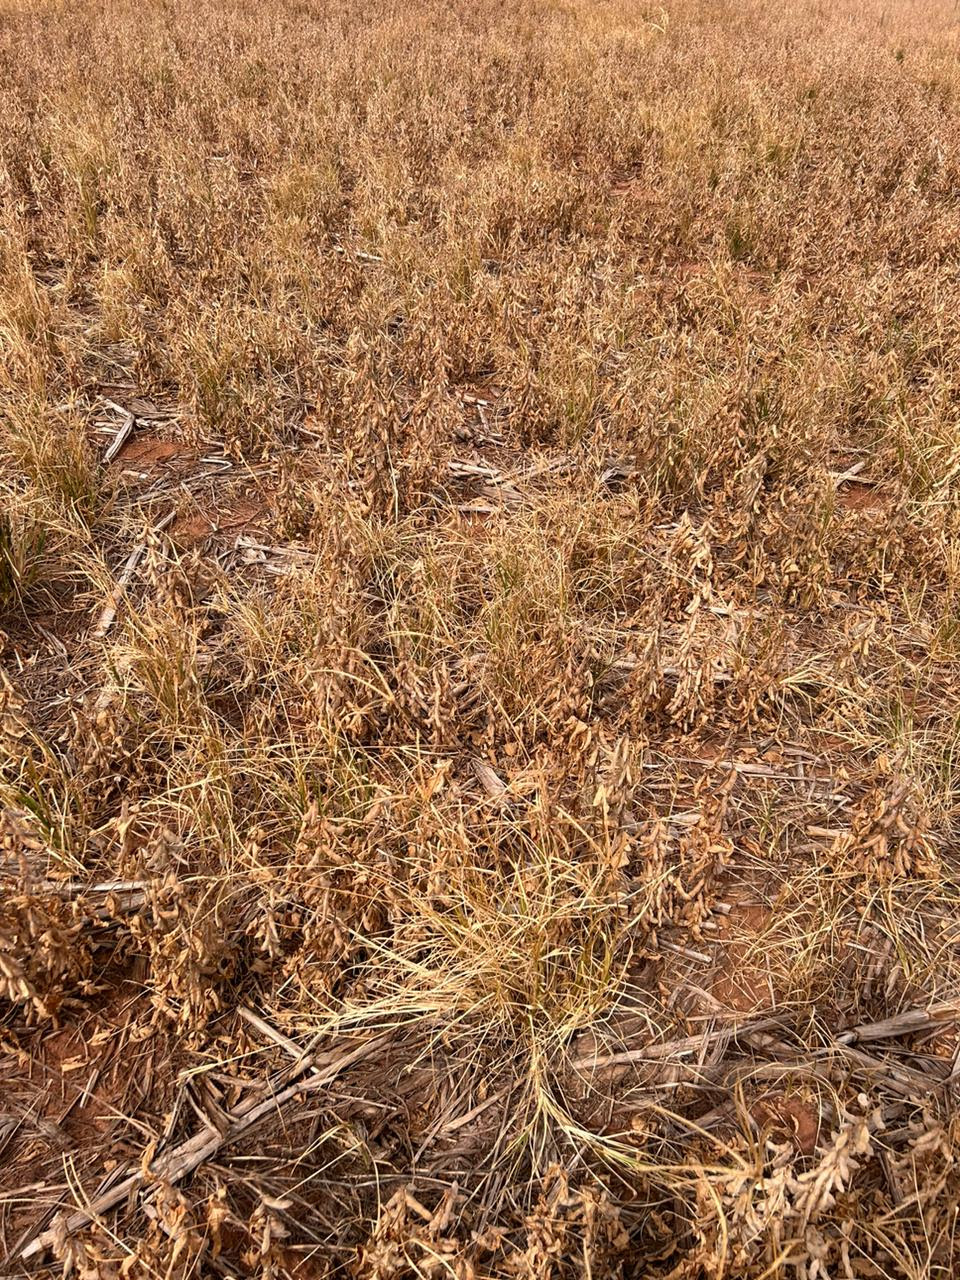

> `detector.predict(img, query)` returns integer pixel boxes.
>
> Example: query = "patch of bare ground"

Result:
[837,481,890,513]
[118,437,183,468]
[170,495,270,546]
[710,898,775,1014]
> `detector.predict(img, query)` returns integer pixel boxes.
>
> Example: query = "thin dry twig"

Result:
[574,1005,960,1073]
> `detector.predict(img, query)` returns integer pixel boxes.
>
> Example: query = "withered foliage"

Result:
[2,0,960,1275]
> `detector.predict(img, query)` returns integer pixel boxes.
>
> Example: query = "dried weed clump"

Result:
[2,0,960,1275]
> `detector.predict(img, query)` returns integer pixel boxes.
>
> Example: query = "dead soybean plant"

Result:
[1,0,960,1275]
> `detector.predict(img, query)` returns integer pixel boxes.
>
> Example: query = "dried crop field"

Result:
[2,0,960,1274]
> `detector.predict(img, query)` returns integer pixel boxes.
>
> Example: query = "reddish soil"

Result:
[119,436,183,466]
[711,899,774,1013]
[752,1092,822,1156]
[837,481,888,513]
[170,496,269,544]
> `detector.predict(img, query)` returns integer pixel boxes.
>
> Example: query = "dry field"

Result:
[3,0,960,1274]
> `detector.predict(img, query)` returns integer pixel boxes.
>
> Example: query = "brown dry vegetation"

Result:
[2,0,960,1274]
